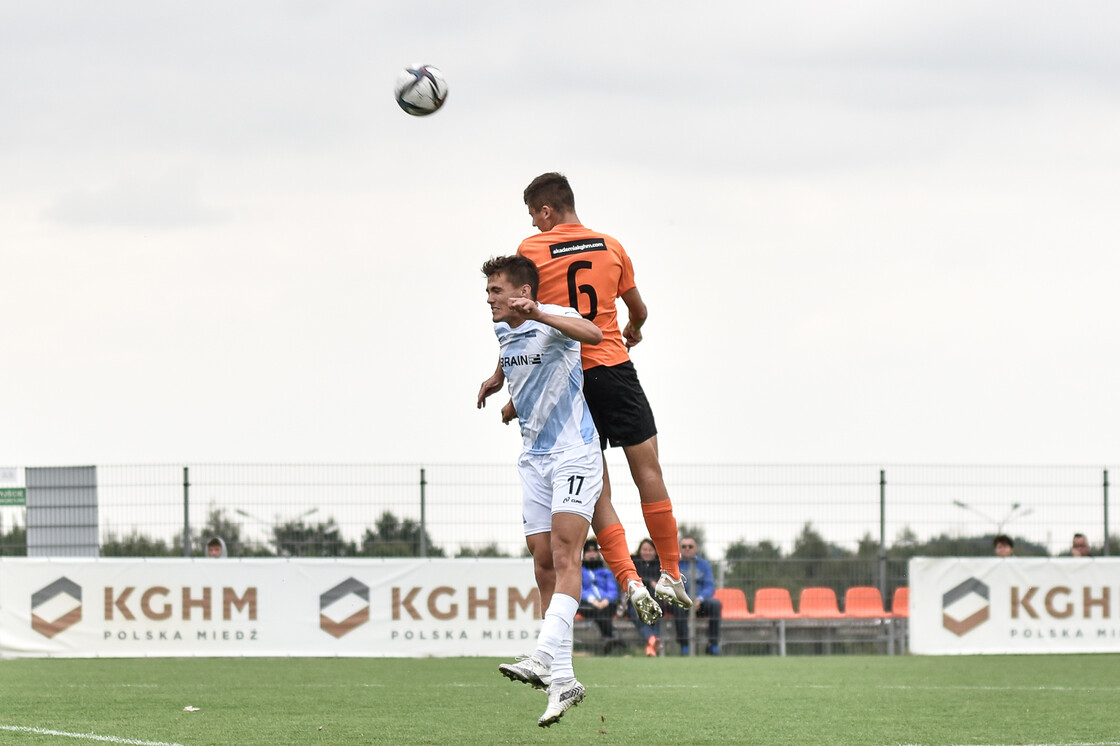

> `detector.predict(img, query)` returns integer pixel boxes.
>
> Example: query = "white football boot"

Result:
[654,571,694,610]
[628,580,664,625]
[498,655,551,690]
[538,678,585,727]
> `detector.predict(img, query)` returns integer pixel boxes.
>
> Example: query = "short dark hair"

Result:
[482,255,539,299]
[523,172,575,213]
[993,534,1014,548]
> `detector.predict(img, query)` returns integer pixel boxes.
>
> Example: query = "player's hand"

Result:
[477,373,504,409]
[501,400,517,424]
[623,322,643,348]
[508,296,538,319]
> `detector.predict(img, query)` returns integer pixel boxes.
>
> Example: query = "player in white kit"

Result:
[479,255,602,727]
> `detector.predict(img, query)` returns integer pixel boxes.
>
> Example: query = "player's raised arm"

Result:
[509,297,602,345]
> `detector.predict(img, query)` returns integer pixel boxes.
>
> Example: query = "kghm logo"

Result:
[31,577,82,638]
[320,577,370,638]
[943,577,990,636]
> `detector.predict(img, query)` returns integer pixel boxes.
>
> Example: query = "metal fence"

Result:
[0,462,1112,563]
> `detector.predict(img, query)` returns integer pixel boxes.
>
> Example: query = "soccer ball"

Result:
[394,64,448,116]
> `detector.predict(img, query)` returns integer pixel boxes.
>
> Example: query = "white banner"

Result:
[0,558,543,658]
[910,557,1120,654]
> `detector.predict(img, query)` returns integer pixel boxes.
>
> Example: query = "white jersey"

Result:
[494,303,600,455]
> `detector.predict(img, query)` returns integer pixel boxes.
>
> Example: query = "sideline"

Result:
[0,725,194,746]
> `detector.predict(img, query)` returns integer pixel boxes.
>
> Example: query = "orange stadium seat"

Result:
[843,586,889,619]
[891,586,910,619]
[752,587,797,619]
[797,587,843,619]
[714,588,752,619]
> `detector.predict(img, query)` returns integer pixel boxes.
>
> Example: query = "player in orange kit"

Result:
[478,172,692,614]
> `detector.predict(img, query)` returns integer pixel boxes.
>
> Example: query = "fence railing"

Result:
[0,463,1114,562]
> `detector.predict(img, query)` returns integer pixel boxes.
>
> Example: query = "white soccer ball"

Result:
[394,64,448,116]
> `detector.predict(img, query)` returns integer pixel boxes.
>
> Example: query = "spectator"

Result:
[628,538,667,656]
[207,537,227,558]
[1072,533,1092,557]
[993,534,1014,557]
[579,538,622,653]
[675,536,722,655]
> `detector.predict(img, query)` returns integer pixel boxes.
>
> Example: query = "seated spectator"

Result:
[628,538,667,656]
[675,535,722,655]
[1072,533,1091,557]
[579,538,622,653]
[993,534,1013,557]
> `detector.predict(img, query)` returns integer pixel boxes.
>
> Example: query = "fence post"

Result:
[419,468,427,558]
[1104,469,1110,557]
[879,469,887,599]
[182,466,191,557]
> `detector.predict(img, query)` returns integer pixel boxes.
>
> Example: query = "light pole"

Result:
[953,501,1034,533]
[235,507,320,553]
[235,507,318,524]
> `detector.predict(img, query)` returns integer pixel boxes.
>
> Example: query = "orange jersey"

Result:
[517,223,636,369]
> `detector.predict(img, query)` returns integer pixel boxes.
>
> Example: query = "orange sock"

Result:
[596,521,641,589]
[642,499,681,578]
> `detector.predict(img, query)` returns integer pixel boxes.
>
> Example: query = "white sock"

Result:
[551,631,575,683]
[534,593,578,667]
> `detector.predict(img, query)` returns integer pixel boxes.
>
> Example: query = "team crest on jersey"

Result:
[549,238,607,258]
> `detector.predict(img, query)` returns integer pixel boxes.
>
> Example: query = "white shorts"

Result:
[519,441,603,537]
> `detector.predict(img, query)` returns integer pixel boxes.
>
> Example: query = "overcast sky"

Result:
[2,1,1118,468]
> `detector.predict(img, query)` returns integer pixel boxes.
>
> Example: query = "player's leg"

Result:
[583,365,667,620]
[585,362,687,594]
[590,461,639,587]
[590,462,662,625]
[537,509,591,726]
[544,447,601,665]
[590,463,632,580]
[527,532,555,614]
[622,435,680,573]
[616,433,690,609]
[538,444,601,726]
[622,436,692,609]
[518,452,558,612]
[499,454,561,690]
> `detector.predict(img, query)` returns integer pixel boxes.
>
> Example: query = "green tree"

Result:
[359,511,445,557]
[856,532,880,559]
[274,518,357,557]
[725,539,782,562]
[102,530,176,557]
[457,542,509,557]
[784,523,854,592]
[723,538,792,595]
[676,522,707,551]
[1,521,27,556]
[899,531,1049,558]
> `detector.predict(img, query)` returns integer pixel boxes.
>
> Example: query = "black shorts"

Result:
[582,361,658,449]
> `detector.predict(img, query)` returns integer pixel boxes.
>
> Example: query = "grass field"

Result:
[2,654,1118,746]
